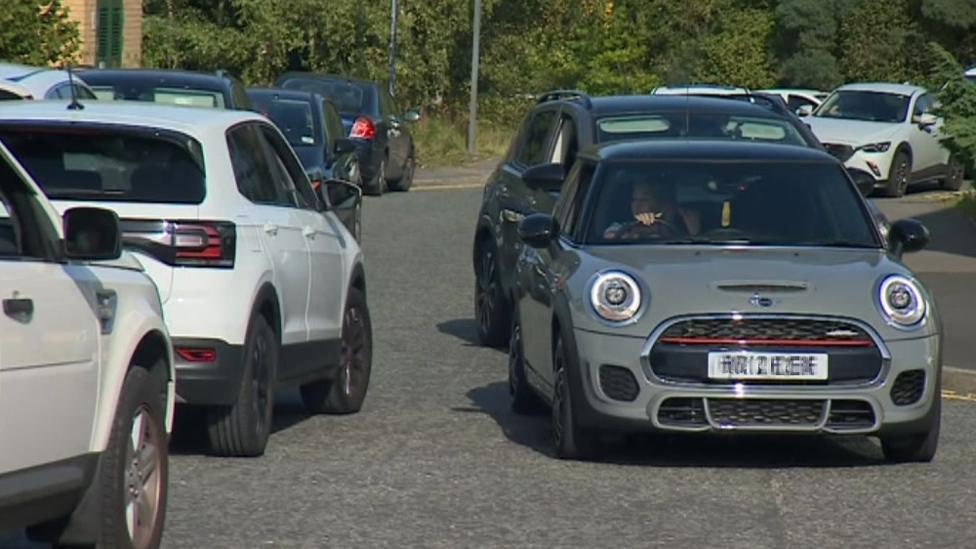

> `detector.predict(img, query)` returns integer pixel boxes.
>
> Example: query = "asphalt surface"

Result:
[4,185,976,548]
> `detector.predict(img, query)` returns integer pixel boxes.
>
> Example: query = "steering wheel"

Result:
[618,217,687,239]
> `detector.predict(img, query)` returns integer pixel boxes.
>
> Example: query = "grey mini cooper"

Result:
[509,140,940,462]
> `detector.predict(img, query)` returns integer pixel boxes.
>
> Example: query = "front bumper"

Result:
[172,337,245,406]
[570,326,940,436]
[831,146,896,187]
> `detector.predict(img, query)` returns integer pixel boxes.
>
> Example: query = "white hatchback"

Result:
[803,83,963,197]
[0,140,173,547]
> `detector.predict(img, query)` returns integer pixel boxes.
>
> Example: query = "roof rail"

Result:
[684,91,792,116]
[536,90,592,108]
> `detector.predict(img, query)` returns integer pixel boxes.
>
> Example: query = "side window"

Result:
[0,160,55,259]
[913,94,933,117]
[516,110,558,167]
[786,95,816,113]
[550,113,579,167]
[258,124,320,210]
[323,100,345,149]
[226,125,286,205]
[558,161,596,240]
[552,161,582,230]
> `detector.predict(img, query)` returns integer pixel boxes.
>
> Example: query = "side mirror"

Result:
[63,207,122,260]
[889,218,929,255]
[319,178,362,210]
[333,138,356,155]
[913,113,938,128]
[402,110,421,123]
[518,213,558,248]
[522,163,565,192]
[796,104,813,117]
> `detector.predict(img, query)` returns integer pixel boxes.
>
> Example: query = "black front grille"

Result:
[599,365,639,402]
[659,318,871,343]
[891,370,926,406]
[707,398,826,427]
[823,143,855,162]
[827,400,876,429]
[658,397,707,427]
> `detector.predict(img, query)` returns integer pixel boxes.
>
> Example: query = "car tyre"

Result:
[883,151,911,198]
[941,156,965,192]
[365,158,387,196]
[207,315,276,457]
[509,314,545,415]
[552,338,598,460]
[475,237,510,347]
[881,395,941,463]
[388,153,415,192]
[97,364,168,549]
[300,287,372,414]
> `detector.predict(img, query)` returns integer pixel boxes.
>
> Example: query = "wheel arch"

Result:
[252,282,283,343]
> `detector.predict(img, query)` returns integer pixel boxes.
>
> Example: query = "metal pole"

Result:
[388,0,398,96]
[467,0,481,155]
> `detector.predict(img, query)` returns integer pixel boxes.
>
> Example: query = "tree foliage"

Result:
[0,0,79,67]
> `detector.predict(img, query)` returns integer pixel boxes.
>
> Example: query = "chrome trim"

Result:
[585,269,650,328]
[873,274,929,332]
[703,397,829,433]
[639,313,892,391]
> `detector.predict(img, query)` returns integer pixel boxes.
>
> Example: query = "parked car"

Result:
[0,63,97,100]
[965,65,975,84]
[650,84,749,96]
[801,83,964,197]
[757,88,828,114]
[473,91,835,347]
[0,139,173,546]
[509,139,940,463]
[80,68,253,110]
[247,87,363,239]
[0,100,371,458]
[0,80,30,100]
[275,73,420,195]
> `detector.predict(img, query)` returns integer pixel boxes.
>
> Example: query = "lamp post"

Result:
[388,0,398,96]
[467,0,482,156]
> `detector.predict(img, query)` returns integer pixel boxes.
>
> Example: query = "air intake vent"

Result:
[891,370,925,406]
[598,365,639,402]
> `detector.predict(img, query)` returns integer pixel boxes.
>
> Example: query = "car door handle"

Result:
[303,226,316,239]
[263,223,279,236]
[501,208,525,224]
[3,297,33,322]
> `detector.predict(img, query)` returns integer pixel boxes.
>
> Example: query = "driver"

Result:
[603,179,700,240]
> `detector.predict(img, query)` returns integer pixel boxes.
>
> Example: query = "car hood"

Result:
[567,246,938,341]
[806,117,901,147]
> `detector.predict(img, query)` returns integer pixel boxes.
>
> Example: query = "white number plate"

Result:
[707,352,828,380]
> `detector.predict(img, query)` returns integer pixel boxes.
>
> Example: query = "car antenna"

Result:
[66,63,84,111]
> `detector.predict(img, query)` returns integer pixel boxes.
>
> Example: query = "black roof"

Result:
[580,95,787,118]
[276,72,378,88]
[78,69,235,90]
[587,140,839,163]
[246,87,319,103]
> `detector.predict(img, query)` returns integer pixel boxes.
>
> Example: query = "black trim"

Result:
[0,454,97,532]
[172,337,245,406]
[910,163,948,184]
[278,338,343,385]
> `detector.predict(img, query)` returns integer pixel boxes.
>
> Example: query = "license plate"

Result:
[707,352,828,380]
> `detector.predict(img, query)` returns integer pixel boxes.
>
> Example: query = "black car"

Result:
[80,68,253,110]
[247,87,363,238]
[275,73,419,195]
[473,91,862,347]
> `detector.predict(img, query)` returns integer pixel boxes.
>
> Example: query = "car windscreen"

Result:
[279,78,366,115]
[595,113,807,146]
[0,127,206,204]
[585,159,879,248]
[92,85,226,108]
[814,91,910,123]
[249,95,320,147]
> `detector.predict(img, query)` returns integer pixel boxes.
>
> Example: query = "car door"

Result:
[227,124,311,356]
[259,124,346,357]
[907,93,944,176]
[323,99,358,184]
[0,168,99,473]
[380,88,409,173]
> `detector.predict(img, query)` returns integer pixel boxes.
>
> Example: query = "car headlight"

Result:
[590,271,643,323]
[878,275,926,327]
[857,141,891,153]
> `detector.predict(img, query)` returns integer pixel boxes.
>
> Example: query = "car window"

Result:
[550,114,579,167]
[0,90,23,101]
[516,110,558,167]
[0,126,206,204]
[913,94,934,117]
[281,78,367,115]
[258,124,319,210]
[815,91,910,123]
[0,173,25,258]
[249,95,319,147]
[595,113,806,146]
[226,124,288,206]
[323,100,345,148]
[553,160,595,241]
[152,88,225,109]
[786,95,817,112]
[0,156,58,259]
[45,83,97,101]
[585,160,879,248]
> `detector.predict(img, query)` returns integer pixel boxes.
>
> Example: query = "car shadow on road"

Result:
[463,381,887,468]
[437,318,506,352]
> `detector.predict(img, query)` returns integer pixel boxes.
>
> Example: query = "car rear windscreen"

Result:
[0,127,206,204]
[280,78,366,114]
[92,85,226,109]
[249,95,320,147]
[596,113,807,145]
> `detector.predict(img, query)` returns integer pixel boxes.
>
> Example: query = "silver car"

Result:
[509,140,940,462]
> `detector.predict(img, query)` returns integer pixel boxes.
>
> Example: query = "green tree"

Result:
[0,0,79,67]
[925,42,976,171]
[839,0,924,84]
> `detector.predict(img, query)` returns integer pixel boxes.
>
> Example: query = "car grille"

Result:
[826,400,876,430]
[891,370,926,406]
[707,398,826,427]
[658,397,707,427]
[658,318,873,345]
[823,142,855,162]
[599,365,639,402]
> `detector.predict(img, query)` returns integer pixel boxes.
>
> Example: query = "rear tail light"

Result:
[175,347,217,363]
[349,117,375,140]
[121,219,236,268]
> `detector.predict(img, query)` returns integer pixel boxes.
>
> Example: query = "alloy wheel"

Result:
[341,304,368,397]
[477,249,498,337]
[125,405,164,549]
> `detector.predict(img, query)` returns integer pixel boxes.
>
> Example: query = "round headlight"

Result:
[590,271,643,323]
[879,275,926,327]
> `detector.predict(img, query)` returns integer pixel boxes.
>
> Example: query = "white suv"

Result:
[0,142,173,547]
[0,100,372,457]
[803,83,964,197]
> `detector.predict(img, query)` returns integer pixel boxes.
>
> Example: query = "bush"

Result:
[412,115,512,168]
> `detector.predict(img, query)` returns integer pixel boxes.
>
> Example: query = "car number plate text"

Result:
[707,352,828,380]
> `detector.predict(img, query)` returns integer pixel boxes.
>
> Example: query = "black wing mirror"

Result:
[522,163,565,192]
[518,213,558,248]
[889,218,929,256]
[333,138,356,155]
[319,178,362,210]
[63,207,122,260]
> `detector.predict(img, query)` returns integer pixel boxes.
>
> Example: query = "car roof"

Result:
[585,139,838,163]
[562,95,788,118]
[758,88,827,96]
[0,99,265,137]
[78,68,233,90]
[651,84,749,95]
[834,82,925,96]
[276,72,377,88]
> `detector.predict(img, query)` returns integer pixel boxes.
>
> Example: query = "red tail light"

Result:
[122,219,236,268]
[349,117,375,140]
[175,347,217,363]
